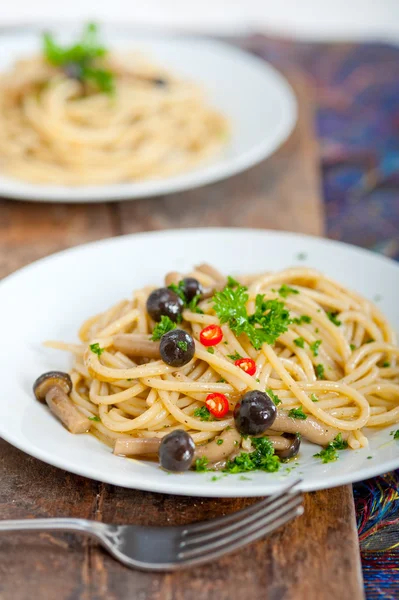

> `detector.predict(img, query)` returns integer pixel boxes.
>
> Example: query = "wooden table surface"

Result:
[0,74,364,600]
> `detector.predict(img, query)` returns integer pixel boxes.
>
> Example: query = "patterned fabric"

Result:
[239,35,399,596]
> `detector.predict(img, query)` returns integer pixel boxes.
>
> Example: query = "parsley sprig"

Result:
[151,315,176,341]
[42,23,114,94]
[89,342,105,357]
[288,406,307,420]
[313,433,348,463]
[223,436,280,474]
[213,280,291,350]
[193,406,213,421]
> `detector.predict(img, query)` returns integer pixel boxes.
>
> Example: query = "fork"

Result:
[0,480,303,571]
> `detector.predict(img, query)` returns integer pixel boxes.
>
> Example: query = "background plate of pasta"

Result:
[0,24,296,202]
[1,228,398,497]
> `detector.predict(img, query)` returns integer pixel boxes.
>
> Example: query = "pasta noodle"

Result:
[43,265,399,467]
[0,52,228,185]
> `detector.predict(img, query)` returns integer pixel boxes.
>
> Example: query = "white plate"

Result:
[0,26,296,203]
[1,228,398,497]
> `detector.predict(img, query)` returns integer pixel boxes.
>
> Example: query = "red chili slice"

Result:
[199,324,223,347]
[234,357,257,376]
[205,393,229,418]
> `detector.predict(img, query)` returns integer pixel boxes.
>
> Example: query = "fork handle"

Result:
[0,518,102,537]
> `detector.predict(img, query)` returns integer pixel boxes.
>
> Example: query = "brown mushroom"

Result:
[113,334,161,359]
[269,433,301,459]
[164,271,183,287]
[33,371,91,434]
[114,437,161,456]
[271,411,348,446]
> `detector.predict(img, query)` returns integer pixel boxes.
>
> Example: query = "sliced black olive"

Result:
[63,62,84,81]
[181,277,203,303]
[146,287,184,322]
[275,433,301,460]
[159,430,195,471]
[159,329,195,367]
[234,390,277,435]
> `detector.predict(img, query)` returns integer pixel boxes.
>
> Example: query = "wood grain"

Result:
[0,73,363,600]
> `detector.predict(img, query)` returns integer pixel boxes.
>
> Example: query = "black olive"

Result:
[234,390,277,435]
[160,329,195,367]
[275,433,301,460]
[181,277,203,302]
[63,62,84,81]
[146,287,184,322]
[159,430,195,471]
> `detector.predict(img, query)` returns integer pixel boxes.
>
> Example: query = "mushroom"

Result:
[269,434,301,459]
[33,371,91,434]
[164,271,183,287]
[112,335,161,359]
[195,263,226,284]
[270,412,348,446]
[114,437,161,456]
[194,427,241,468]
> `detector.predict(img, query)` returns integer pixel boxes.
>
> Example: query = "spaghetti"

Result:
[42,264,399,471]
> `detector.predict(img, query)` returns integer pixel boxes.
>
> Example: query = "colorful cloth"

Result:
[240,35,399,597]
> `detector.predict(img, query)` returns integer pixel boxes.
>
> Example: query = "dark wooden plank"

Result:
[0,73,363,600]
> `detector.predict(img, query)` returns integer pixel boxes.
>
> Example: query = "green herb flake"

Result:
[193,406,212,421]
[223,436,280,474]
[188,293,204,314]
[350,344,356,351]
[267,388,282,406]
[227,351,242,361]
[382,361,391,368]
[310,340,322,357]
[311,393,319,403]
[89,342,105,357]
[213,282,291,350]
[88,416,100,422]
[151,315,176,341]
[296,252,307,261]
[207,347,215,354]
[216,439,224,446]
[288,407,307,420]
[367,456,373,460]
[194,457,209,472]
[227,275,240,288]
[42,23,114,94]
[326,311,342,326]
[294,337,305,348]
[239,475,252,481]
[313,433,348,463]
[315,364,325,379]
[292,315,312,325]
[177,340,188,351]
[365,338,375,344]
[393,430,399,440]
[217,378,226,383]
[278,284,299,298]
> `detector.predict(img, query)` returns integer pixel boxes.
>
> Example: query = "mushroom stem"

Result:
[164,272,183,287]
[194,427,241,468]
[271,412,348,446]
[114,438,161,456]
[45,386,91,434]
[195,263,226,284]
[113,334,161,359]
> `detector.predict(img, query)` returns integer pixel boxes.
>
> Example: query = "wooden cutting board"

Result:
[0,73,364,600]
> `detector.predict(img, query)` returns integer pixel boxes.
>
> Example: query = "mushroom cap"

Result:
[33,371,72,402]
[275,433,301,460]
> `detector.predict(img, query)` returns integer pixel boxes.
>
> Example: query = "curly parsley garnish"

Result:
[288,407,307,420]
[313,433,348,463]
[326,311,341,326]
[89,342,105,357]
[43,23,114,94]
[278,284,299,298]
[267,388,282,406]
[224,436,280,474]
[213,281,291,350]
[193,406,212,421]
[151,315,176,340]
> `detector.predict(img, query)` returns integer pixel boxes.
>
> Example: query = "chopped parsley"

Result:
[167,281,186,303]
[151,315,176,340]
[193,406,212,421]
[216,439,224,446]
[296,252,307,260]
[367,456,373,460]
[188,294,204,314]
[311,393,319,402]
[350,344,356,351]
[213,282,291,350]
[43,23,114,94]
[382,361,391,368]
[326,311,341,326]
[194,457,209,472]
[288,407,307,420]
[315,364,325,379]
[89,342,105,357]
[176,340,187,351]
[292,315,312,325]
[217,378,226,383]
[88,415,100,422]
[227,351,242,361]
[310,340,322,356]
[239,475,252,481]
[278,284,299,298]
[223,436,280,474]
[313,433,348,463]
[294,337,305,348]
[227,275,240,288]
[168,281,203,313]
[393,430,399,440]
[365,338,375,344]
[207,347,215,354]
[267,388,282,406]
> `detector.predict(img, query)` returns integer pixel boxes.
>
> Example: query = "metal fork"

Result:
[0,480,303,570]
